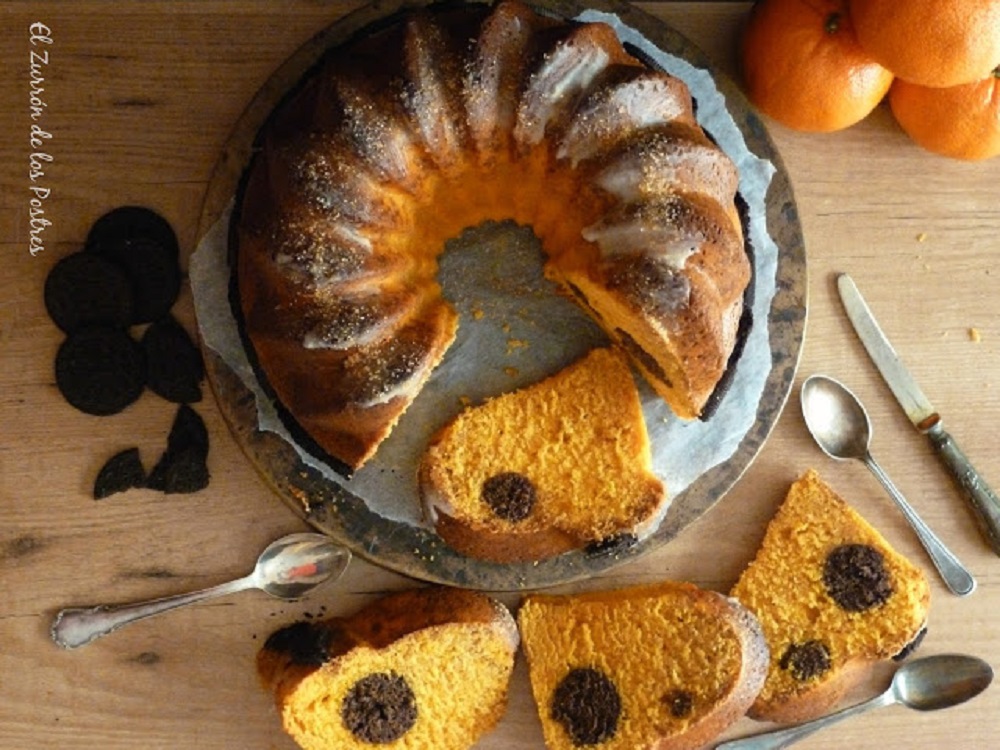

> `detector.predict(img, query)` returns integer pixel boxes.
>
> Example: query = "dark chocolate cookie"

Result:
[142,315,204,403]
[146,405,210,494]
[86,206,181,325]
[55,326,146,416]
[44,252,134,333]
[93,447,146,499]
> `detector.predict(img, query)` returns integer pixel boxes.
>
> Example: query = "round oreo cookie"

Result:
[86,206,181,324]
[55,326,146,416]
[44,252,134,333]
[85,205,178,259]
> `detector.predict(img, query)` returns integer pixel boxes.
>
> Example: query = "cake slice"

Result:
[419,347,667,562]
[518,581,769,750]
[258,587,518,750]
[730,469,931,723]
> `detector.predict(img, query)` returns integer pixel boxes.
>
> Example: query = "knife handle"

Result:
[926,423,1000,557]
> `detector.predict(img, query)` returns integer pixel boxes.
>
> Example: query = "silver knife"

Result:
[838,272,1000,556]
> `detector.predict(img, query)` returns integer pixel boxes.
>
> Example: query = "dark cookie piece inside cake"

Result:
[779,641,832,682]
[551,667,622,746]
[264,621,334,667]
[823,544,893,612]
[481,472,536,522]
[341,671,418,743]
[662,689,695,718]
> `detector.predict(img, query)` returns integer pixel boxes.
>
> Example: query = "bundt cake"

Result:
[419,347,666,561]
[235,0,750,473]
[518,580,769,750]
[729,469,931,724]
[257,586,519,750]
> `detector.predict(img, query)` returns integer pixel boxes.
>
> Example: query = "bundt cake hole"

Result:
[551,667,622,746]
[822,543,894,612]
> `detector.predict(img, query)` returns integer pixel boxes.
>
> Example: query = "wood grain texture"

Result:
[2,2,999,749]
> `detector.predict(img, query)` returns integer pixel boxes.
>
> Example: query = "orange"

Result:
[850,0,1000,88]
[889,67,1000,161]
[740,0,893,132]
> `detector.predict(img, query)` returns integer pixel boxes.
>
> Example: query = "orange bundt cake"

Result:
[730,469,931,723]
[235,0,750,473]
[518,581,769,750]
[257,587,519,750]
[419,347,666,561]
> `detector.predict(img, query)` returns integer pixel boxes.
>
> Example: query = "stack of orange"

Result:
[739,0,1000,160]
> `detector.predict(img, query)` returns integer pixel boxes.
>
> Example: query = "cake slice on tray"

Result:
[419,347,667,562]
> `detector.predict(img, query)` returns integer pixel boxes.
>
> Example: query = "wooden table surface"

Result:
[3,2,999,748]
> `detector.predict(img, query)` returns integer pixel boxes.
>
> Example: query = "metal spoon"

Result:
[715,653,993,750]
[51,532,350,649]
[800,375,975,596]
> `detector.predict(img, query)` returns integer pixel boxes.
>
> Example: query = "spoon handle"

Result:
[714,691,895,750]
[50,575,256,649]
[864,454,976,597]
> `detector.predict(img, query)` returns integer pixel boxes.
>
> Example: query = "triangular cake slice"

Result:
[419,347,667,562]
[518,581,769,750]
[730,469,931,723]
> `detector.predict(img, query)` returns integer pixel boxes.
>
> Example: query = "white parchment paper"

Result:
[191,12,777,527]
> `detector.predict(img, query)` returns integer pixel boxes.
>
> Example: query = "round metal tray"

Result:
[195,0,807,591]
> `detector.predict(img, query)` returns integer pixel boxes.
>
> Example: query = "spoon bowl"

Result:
[252,532,349,599]
[52,532,351,649]
[800,375,976,597]
[800,375,873,461]
[717,653,993,749]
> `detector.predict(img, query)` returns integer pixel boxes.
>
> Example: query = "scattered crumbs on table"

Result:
[969,327,982,343]
[916,232,928,242]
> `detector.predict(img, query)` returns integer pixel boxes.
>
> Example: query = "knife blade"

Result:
[838,272,1000,556]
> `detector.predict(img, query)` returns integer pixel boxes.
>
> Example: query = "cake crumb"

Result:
[969,327,982,343]
[506,338,528,354]
[916,232,928,243]
[504,366,520,378]
[471,307,485,320]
